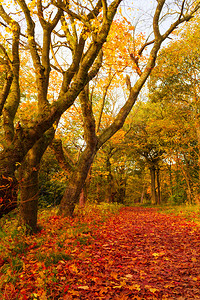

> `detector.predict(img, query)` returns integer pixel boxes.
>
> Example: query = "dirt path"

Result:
[68,207,200,299]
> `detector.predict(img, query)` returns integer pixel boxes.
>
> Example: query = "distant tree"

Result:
[149,13,200,203]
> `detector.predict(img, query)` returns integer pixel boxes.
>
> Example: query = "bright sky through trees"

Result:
[0,0,199,231]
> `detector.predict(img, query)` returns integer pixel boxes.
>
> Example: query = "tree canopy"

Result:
[0,0,200,232]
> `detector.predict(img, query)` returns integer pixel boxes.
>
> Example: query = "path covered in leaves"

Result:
[1,207,200,299]
[66,207,200,300]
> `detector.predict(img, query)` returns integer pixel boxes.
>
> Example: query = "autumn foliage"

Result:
[1,205,200,299]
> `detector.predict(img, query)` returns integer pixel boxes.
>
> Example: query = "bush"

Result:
[168,190,187,205]
[38,180,65,208]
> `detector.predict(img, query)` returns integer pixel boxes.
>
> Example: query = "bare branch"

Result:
[50,41,64,73]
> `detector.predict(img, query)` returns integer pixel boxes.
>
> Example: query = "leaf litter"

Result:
[1,206,200,299]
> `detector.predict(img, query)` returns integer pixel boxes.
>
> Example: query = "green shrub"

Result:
[38,180,65,208]
[168,190,187,205]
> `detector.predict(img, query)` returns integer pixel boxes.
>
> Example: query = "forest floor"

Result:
[1,204,200,299]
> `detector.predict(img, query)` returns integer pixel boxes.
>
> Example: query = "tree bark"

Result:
[19,165,39,233]
[150,166,157,204]
[105,155,114,203]
[19,128,55,232]
[58,146,97,216]
[117,179,126,204]
[79,188,86,208]
[156,167,161,204]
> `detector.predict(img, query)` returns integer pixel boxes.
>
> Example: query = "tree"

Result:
[149,12,200,203]
[57,1,200,216]
[0,0,123,231]
[0,1,199,230]
[122,101,166,204]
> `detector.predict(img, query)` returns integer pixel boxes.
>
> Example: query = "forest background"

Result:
[0,0,200,233]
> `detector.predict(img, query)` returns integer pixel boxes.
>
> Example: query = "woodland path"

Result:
[2,207,200,300]
[68,207,200,300]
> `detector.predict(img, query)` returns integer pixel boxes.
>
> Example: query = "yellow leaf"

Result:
[128,284,141,291]
[5,27,11,33]
[77,285,89,290]
[28,36,34,41]
[69,290,79,296]
[149,288,158,293]
[125,274,133,279]
[192,277,197,281]
[69,264,78,273]
[152,253,159,257]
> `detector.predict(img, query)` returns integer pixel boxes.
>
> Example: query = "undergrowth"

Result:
[0,202,123,300]
[1,202,200,299]
[157,203,200,225]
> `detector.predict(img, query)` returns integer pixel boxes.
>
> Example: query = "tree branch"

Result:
[51,138,75,174]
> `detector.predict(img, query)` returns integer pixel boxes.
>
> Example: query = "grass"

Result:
[128,201,200,225]
[156,203,200,225]
[0,202,123,299]
[1,201,200,299]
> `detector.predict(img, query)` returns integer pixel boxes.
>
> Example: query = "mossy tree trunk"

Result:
[18,129,55,232]
[58,86,98,216]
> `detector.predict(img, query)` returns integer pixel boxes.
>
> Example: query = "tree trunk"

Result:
[150,166,157,204]
[79,188,86,208]
[117,179,126,204]
[140,184,145,204]
[96,175,102,203]
[156,167,161,204]
[58,146,96,216]
[19,128,55,232]
[105,156,114,203]
[195,124,200,202]
[0,145,20,218]
[168,160,173,198]
[19,166,39,233]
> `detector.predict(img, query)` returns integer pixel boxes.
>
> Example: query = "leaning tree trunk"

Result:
[58,84,98,217]
[58,146,97,217]
[79,165,92,207]
[19,128,55,232]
